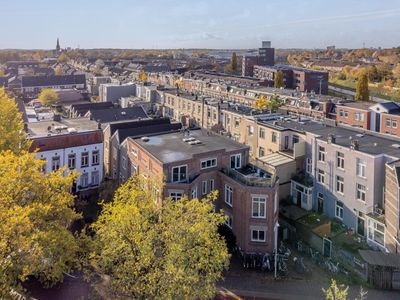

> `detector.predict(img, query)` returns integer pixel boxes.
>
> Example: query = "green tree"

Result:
[365,64,378,82]
[38,88,59,107]
[231,52,237,71]
[0,151,84,297]
[322,279,349,300]
[90,175,230,300]
[57,53,70,63]
[0,88,31,154]
[267,94,284,112]
[355,72,370,101]
[33,50,46,61]
[274,71,284,88]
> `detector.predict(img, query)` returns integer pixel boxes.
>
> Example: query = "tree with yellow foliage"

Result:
[140,69,147,83]
[57,52,70,63]
[90,175,230,299]
[253,94,269,110]
[38,88,59,107]
[55,65,63,75]
[0,88,31,154]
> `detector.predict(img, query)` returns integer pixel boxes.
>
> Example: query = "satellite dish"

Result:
[47,126,51,131]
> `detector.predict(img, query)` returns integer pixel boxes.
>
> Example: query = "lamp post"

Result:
[274,221,280,279]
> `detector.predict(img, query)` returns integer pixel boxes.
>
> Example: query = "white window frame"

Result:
[202,181,207,195]
[356,183,366,201]
[248,125,254,136]
[368,219,385,246]
[131,163,137,175]
[224,211,233,228]
[335,201,343,220]
[251,230,265,242]
[172,165,187,183]
[68,154,76,169]
[169,191,183,201]
[80,172,89,188]
[252,197,266,218]
[356,158,366,178]
[91,171,100,186]
[336,175,344,194]
[225,184,233,206]
[259,128,265,139]
[318,146,325,162]
[210,179,215,192]
[191,186,198,199]
[81,152,89,167]
[92,150,99,165]
[131,147,137,157]
[271,131,277,143]
[337,152,344,169]
[200,158,217,170]
[52,156,60,171]
[306,158,312,174]
[259,147,265,157]
[318,169,325,184]
[230,154,241,169]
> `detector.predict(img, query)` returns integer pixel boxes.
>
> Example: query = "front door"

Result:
[357,214,365,236]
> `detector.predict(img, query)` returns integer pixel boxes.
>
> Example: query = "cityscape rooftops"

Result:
[259,117,400,157]
[131,128,248,164]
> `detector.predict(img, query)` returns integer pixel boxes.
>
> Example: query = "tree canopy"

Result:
[57,53,70,63]
[54,65,63,76]
[140,70,147,82]
[38,88,59,107]
[274,71,284,89]
[253,94,268,110]
[231,52,237,71]
[0,151,84,297]
[355,72,369,101]
[322,279,349,300]
[90,175,230,299]
[0,88,31,154]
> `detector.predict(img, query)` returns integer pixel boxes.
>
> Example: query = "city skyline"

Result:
[1,0,400,50]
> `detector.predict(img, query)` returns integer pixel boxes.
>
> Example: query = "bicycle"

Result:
[293,240,304,253]
[310,248,327,269]
[339,265,351,280]
[326,258,339,274]
[293,257,312,276]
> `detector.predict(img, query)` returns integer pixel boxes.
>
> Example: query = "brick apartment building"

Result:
[253,65,329,95]
[122,129,279,253]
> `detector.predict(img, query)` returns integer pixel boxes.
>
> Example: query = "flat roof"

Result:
[132,129,248,164]
[26,117,99,138]
[336,101,373,110]
[259,118,400,157]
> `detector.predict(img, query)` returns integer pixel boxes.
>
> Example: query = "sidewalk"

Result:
[217,252,400,300]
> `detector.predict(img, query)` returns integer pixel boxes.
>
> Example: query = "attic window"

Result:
[121,111,126,115]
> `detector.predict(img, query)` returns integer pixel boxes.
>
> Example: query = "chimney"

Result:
[350,139,359,150]
[97,121,101,129]
[23,123,28,132]
[327,133,335,144]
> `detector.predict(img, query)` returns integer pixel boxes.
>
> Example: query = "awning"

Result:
[358,250,400,268]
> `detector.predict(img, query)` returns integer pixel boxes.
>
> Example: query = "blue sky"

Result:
[1,0,399,50]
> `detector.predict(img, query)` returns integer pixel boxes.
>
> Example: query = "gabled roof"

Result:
[116,122,182,142]
[90,106,149,124]
[21,74,85,87]
[108,118,171,136]
[379,102,400,113]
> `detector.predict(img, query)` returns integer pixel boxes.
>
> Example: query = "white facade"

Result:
[35,143,103,193]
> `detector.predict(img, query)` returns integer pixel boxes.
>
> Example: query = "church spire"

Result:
[56,38,60,53]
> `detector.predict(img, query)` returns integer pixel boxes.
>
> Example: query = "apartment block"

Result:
[384,160,400,253]
[125,129,279,253]
[27,117,103,199]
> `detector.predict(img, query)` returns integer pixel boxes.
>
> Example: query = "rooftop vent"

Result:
[121,111,126,115]
[67,128,77,133]
[391,144,400,149]
[141,136,149,142]
[355,134,364,138]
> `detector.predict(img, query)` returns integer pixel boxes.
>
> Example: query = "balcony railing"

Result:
[221,165,274,187]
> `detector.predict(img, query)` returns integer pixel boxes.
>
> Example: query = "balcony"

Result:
[221,165,275,187]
